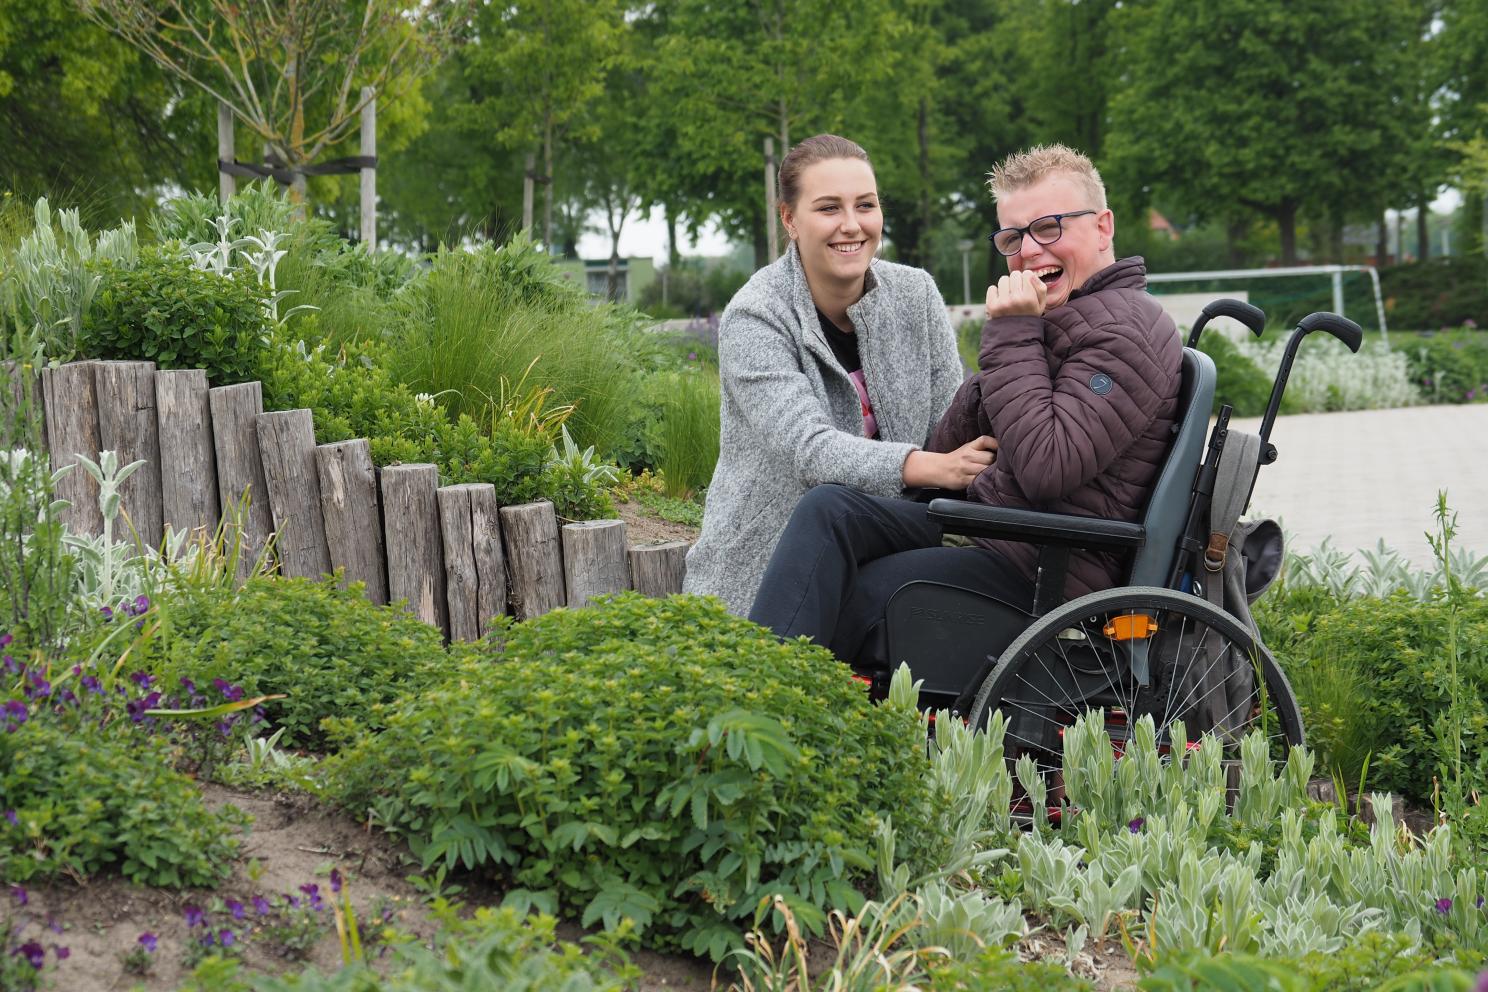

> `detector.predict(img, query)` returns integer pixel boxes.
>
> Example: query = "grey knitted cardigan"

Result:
[684,244,963,615]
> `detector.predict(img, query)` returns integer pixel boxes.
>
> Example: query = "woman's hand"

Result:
[903,435,998,489]
[986,270,1048,319]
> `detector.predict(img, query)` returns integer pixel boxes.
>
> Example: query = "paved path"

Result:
[1231,405,1488,566]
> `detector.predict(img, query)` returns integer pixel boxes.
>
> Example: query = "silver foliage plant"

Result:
[1229,331,1423,412]
[1287,535,1488,601]
[868,673,1485,965]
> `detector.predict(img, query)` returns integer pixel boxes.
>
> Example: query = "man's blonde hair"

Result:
[986,144,1107,210]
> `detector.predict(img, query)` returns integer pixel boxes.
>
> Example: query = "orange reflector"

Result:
[1103,614,1158,641]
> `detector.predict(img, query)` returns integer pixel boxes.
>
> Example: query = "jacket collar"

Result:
[1070,256,1149,301]
[784,242,882,354]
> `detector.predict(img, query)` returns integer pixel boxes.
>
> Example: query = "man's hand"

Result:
[985,270,1048,319]
[903,435,998,490]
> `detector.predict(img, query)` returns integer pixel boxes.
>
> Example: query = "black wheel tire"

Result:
[967,585,1303,775]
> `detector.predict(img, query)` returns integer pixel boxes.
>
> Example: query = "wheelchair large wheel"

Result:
[967,586,1303,799]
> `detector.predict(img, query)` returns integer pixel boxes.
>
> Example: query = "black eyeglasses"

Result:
[988,210,1098,256]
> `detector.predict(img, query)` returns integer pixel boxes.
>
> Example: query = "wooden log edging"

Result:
[562,519,629,608]
[500,501,565,620]
[41,361,103,537]
[95,360,164,552]
[629,540,689,598]
[316,439,387,604]
[209,381,275,579]
[437,483,509,641]
[155,369,220,543]
[256,409,332,579]
[382,463,448,636]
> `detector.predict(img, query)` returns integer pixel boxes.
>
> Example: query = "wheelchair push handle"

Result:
[1184,298,1267,350]
[1258,311,1368,454]
[1298,311,1365,353]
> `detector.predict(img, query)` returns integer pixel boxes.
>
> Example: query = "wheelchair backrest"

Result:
[1126,347,1216,587]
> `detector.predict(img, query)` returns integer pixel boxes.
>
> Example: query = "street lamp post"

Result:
[956,239,975,306]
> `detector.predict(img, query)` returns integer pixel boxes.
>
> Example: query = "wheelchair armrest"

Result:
[927,499,1145,552]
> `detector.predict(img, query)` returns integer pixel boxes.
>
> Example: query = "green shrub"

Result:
[1196,332,1275,417]
[1378,256,1488,331]
[260,328,612,519]
[252,906,636,992]
[1261,589,1488,804]
[1403,328,1488,404]
[85,245,269,384]
[325,593,938,960]
[0,649,245,887]
[927,947,1090,990]
[150,574,449,749]
[1139,933,1474,991]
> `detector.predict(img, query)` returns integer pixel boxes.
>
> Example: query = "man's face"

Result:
[995,174,1115,311]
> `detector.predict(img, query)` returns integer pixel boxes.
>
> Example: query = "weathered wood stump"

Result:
[500,501,565,620]
[255,409,331,579]
[1,360,43,448]
[438,483,509,640]
[208,381,275,579]
[41,361,102,536]
[381,463,448,635]
[94,360,164,552]
[628,540,690,598]
[154,369,219,545]
[562,519,629,608]
[315,439,387,604]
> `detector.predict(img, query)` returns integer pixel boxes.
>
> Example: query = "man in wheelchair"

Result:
[748,143,1183,683]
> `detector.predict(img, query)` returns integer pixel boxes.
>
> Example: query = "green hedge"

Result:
[325,593,940,960]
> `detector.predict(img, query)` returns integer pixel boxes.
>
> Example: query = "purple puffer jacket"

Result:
[929,256,1181,599]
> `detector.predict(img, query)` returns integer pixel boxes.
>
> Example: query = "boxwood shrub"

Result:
[85,244,270,385]
[150,575,450,749]
[324,593,940,960]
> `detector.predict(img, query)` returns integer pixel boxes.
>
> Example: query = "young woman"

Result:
[684,134,993,615]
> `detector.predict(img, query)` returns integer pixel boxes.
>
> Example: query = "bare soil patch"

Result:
[614,498,700,547]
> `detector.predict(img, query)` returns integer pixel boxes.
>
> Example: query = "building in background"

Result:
[555,257,657,304]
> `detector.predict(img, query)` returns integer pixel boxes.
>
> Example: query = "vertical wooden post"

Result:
[316,439,387,604]
[765,137,778,263]
[438,483,512,640]
[628,541,689,598]
[94,361,164,552]
[255,409,331,579]
[1,360,43,449]
[381,463,448,636]
[209,381,275,579]
[522,152,536,233]
[155,370,220,543]
[40,362,102,537]
[360,86,377,249]
[499,501,565,620]
[218,103,235,204]
[562,520,629,608]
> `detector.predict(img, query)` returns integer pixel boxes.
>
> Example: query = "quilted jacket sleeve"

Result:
[973,300,1171,504]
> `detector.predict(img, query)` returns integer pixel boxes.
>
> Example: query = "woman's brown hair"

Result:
[777,134,872,209]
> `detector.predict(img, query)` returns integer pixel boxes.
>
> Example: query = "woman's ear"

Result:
[780,203,796,241]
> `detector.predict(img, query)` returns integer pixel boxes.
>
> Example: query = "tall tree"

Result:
[79,0,459,202]
[0,2,209,220]
[460,0,624,249]
[1105,0,1425,266]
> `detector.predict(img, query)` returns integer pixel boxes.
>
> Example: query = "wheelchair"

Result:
[854,302,1365,803]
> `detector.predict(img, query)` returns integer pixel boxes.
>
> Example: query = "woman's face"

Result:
[782,157,882,290]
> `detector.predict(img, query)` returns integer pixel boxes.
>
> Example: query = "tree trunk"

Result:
[1226,218,1247,268]
[543,121,555,250]
[1417,192,1430,261]
[1376,213,1389,266]
[666,204,680,268]
[1278,204,1298,266]
[916,95,932,268]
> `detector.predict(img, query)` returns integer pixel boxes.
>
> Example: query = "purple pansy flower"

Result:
[52,945,69,961]
[227,899,245,921]
[3,699,28,732]
[132,595,150,615]
[0,634,10,648]
[252,895,272,915]
[299,883,324,911]
[100,606,113,621]
[11,884,28,906]
[212,678,244,702]
[130,671,154,690]
[329,868,343,894]
[138,932,158,953]
[1436,897,1453,914]
[183,904,206,928]
[126,691,162,723]
[80,675,101,695]
[15,941,45,969]
[218,929,235,948]
[2,655,19,675]
[1128,817,1145,833]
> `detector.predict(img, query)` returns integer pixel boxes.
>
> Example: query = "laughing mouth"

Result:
[831,242,866,254]
[1032,265,1063,285]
